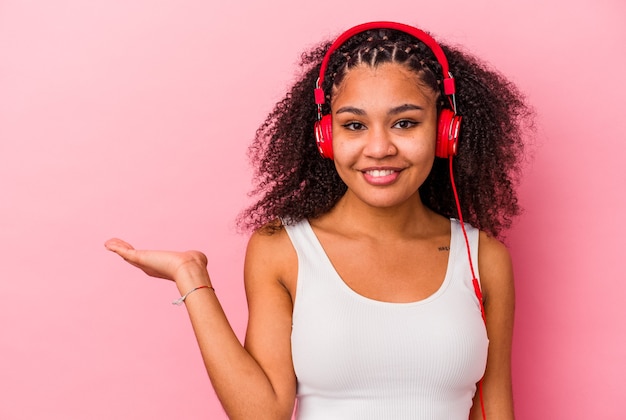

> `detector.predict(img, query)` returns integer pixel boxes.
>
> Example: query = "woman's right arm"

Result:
[104,229,297,419]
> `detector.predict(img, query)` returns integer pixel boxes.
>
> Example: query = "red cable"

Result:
[448,157,487,420]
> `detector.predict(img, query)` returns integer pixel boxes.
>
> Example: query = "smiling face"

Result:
[330,62,439,211]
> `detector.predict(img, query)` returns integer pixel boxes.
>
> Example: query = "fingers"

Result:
[104,238,161,276]
[104,238,137,260]
[105,238,133,250]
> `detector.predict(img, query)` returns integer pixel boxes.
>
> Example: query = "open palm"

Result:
[104,238,208,282]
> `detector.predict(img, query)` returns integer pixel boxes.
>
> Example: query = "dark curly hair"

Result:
[237,26,533,239]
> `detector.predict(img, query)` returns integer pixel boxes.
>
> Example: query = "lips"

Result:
[361,167,402,185]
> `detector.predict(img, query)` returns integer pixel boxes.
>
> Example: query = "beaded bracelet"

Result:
[172,285,214,306]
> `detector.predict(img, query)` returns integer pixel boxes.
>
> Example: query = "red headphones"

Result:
[314,21,461,160]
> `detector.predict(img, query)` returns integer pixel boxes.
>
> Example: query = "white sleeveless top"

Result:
[285,219,488,420]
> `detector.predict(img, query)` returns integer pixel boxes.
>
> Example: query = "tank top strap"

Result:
[449,218,482,306]
[283,219,339,317]
[283,219,333,271]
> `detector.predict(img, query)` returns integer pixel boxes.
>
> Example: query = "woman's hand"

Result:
[104,238,209,284]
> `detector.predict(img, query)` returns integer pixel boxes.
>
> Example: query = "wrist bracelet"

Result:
[172,285,214,306]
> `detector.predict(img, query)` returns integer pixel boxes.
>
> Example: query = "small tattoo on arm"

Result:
[438,246,450,251]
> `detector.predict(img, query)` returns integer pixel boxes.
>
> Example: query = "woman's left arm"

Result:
[469,232,516,420]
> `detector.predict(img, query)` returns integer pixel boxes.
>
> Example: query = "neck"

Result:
[325,191,442,239]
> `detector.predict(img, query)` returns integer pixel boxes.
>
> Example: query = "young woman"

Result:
[106,22,531,419]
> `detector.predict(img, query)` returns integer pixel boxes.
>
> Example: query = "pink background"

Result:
[1,0,624,418]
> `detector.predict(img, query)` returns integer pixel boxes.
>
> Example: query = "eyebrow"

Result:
[335,104,424,116]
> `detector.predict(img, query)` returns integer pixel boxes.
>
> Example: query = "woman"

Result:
[106,22,531,419]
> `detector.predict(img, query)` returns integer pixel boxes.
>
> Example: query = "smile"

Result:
[361,168,401,186]
[365,169,396,177]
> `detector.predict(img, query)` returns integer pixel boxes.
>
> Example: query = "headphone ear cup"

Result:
[315,114,334,159]
[436,109,462,158]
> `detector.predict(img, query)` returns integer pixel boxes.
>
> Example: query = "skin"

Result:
[105,62,515,419]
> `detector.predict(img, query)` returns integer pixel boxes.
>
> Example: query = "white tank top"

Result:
[285,218,488,420]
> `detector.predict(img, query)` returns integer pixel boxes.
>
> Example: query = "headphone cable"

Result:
[448,156,487,420]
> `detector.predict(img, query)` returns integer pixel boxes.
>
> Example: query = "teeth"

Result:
[366,169,395,177]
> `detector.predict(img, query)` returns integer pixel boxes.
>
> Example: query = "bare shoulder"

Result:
[477,231,514,301]
[244,223,298,299]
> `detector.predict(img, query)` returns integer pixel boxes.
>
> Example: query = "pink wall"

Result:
[1,0,624,418]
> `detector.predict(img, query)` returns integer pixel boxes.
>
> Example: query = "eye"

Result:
[392,119,418,129]
[342,122,366,131]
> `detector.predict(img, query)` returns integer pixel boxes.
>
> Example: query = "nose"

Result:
[363,126,397,158]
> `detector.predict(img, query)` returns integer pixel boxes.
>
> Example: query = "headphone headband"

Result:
[314,21,456,107]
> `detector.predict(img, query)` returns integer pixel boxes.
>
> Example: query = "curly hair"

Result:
[237,26,533,239]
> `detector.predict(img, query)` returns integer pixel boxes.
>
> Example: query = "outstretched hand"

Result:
[104,238,209,283]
